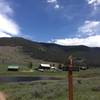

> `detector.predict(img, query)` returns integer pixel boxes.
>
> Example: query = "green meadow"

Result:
[0,67,100,100]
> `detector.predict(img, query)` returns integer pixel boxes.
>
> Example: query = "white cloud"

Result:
[52,35,100,47]
[47,0,57,3]
[47,0,60,9]
[87,0,100,6]
[87,0,100,9]
[0,15,20,35]
[0,0,13,15]
[78,20,100,37]
[0,31,11,37]
[0,0,20,37]
[55,4,60,8]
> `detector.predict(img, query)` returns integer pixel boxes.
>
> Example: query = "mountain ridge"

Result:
[0,37,100,67]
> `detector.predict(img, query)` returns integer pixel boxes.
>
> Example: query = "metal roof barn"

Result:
[40,64,50,67]
[8,66,19,71]
[39,64,51,70]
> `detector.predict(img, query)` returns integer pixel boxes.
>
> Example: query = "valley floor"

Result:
[0,68,100,100]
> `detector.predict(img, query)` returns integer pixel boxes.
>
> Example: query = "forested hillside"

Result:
[0,37,100,67]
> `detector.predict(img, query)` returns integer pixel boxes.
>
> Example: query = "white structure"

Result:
[8,66,19,71]
[40,64,50,67]
[39,64,51,70]
[38,64,57,72]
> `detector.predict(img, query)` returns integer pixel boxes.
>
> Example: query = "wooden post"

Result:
[68,56,73,100]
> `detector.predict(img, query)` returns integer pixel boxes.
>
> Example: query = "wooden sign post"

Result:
[68,56,73,100]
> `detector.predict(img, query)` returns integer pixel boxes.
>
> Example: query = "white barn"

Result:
[8,66,19,71]
[39,64,51,70]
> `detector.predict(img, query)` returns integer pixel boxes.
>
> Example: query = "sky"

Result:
[0,0,100,47]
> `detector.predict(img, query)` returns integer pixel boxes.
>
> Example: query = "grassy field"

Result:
[0,68,100,100]
[0,77,100,100]
[0,71,67,78]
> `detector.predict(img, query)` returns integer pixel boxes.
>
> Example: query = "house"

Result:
[8,65,19,71]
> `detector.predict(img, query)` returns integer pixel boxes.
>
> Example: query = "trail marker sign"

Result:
[67,56,79,100]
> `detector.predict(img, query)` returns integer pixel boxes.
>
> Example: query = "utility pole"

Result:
[68,56,73,100]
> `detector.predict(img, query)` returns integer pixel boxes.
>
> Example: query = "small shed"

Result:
[8,66,19,71]
[39,64,51,70]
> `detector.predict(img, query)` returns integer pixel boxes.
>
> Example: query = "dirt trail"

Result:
[0,92,6,100]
